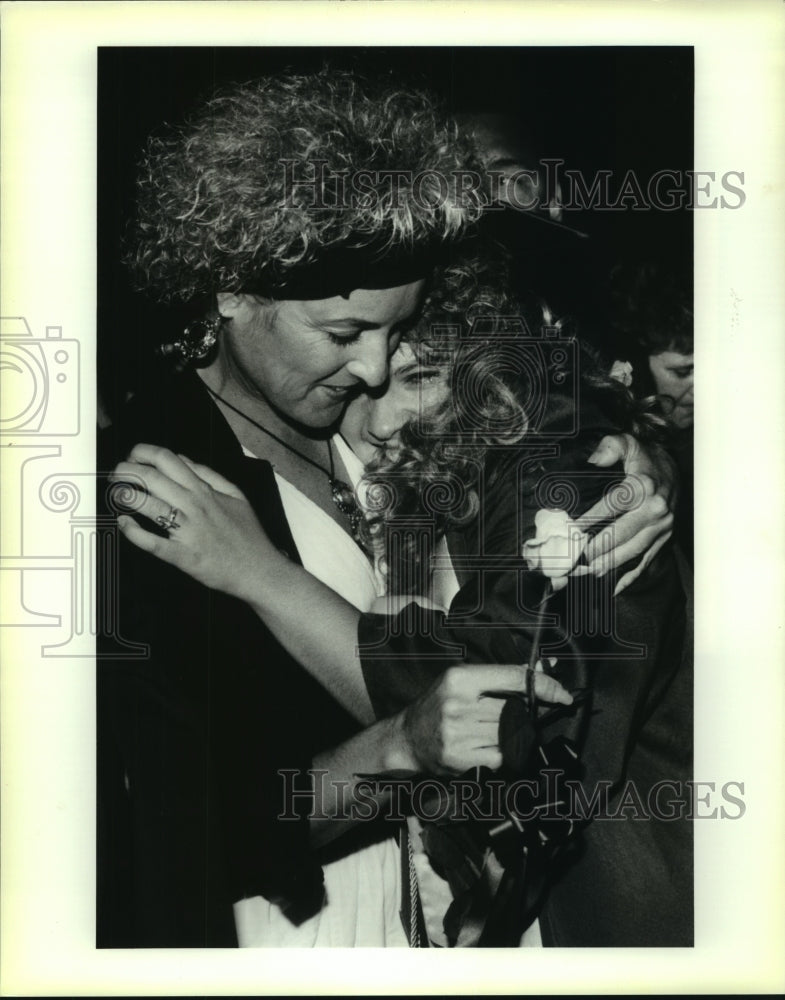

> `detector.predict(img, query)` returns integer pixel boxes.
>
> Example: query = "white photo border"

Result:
[1,1,784,994]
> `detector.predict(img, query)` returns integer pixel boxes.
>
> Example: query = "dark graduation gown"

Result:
[96,369,364,947]
[358,379,694,947]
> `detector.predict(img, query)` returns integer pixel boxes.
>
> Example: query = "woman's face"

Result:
[648,348,694,429]
[215,281,426,429]
[340,342,451,465]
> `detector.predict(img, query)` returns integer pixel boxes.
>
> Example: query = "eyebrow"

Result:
[320,318,373,329]
[321,314,419,331]
[393,360,444,377]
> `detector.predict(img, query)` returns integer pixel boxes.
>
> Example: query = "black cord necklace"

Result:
[204,384,366,544]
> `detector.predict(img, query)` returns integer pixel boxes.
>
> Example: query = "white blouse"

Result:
[233,441,407,947]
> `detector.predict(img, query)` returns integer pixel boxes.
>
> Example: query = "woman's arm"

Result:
[114,446,575,724]
[310,661,568,847]
[111,445,574,844]
[114,445,377,723]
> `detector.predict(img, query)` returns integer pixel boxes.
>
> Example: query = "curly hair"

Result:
[358,248,528,592]
[609,260,693,356]
[361,249,669,594]
[126,70,488,303]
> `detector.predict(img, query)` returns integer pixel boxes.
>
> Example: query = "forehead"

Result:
[652,350,694,367]
[296,281,426,324]
[390,342,418,372]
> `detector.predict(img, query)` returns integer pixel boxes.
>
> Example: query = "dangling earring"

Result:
[157,315,223,367]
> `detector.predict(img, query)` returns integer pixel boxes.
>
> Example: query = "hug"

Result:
[97,66,692,949]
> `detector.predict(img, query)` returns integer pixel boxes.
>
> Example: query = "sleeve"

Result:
[96,429,326,947]
[357,384,638,757]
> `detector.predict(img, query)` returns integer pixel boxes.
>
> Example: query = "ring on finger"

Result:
[156,506,181,531]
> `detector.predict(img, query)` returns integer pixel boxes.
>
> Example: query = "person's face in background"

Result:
[340,342,451,465]
[648,347,694,429]
[458,112,562,219]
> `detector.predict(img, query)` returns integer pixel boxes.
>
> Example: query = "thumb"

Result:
[587,433,626,467]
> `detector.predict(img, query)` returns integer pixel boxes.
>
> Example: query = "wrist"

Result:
[380,710,420,774]
[235,537,289,608]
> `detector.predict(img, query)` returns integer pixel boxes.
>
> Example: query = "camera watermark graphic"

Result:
[0,317,80,436]
[0,315,145,658]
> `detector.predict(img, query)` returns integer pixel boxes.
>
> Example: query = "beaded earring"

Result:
[157,315,223,367]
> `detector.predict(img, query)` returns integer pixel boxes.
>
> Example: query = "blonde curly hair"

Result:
[126,69,488,303]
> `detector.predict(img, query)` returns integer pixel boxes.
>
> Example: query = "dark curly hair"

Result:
[609,260,693,357]
[126,69,488,304]
[607,259,693,423]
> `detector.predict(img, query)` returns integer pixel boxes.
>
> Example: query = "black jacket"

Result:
[97,369,360,947]
[358,375,693,946]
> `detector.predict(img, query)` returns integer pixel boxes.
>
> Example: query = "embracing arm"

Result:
[111,446,574,847]
[114,445,576,729]
[114,445,375,724]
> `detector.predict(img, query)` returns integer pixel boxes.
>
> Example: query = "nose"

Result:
[365,391,414,444]
[345,331,391,389]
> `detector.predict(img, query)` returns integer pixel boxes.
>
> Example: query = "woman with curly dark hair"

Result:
[609,260,694,563]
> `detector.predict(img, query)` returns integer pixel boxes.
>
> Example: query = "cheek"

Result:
[264,318,344,386]
[340,399,367,448]
[419,382,450,418]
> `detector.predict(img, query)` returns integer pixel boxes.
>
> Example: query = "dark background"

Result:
[98,46,693,419]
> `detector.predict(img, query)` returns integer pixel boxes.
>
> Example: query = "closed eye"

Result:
[325,319,414,350]
[404,369,444,386]
[325,329,363,347]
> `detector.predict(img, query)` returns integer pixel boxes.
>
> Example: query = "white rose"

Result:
[522,508,589,592]
[609,359,634,387]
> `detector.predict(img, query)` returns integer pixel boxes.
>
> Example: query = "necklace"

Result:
[204,384,366,544]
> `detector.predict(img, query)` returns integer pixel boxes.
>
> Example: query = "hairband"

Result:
[241,238,446,301]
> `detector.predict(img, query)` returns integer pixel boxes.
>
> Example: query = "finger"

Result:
[117,514,174,558]
[613,532,672,596]
[618,444,678,507]
[112,460,191,512]
[126,443,206,493]
[583,492,669,562]
[588,513,673,576]
[458,746,503,773]
[471,664,531,698]
[586,433,630,468]
[114,485,189,532]
[476,699,506,725]
[578,472,653,532]
[532,673,573,705]
[177,454,246,500]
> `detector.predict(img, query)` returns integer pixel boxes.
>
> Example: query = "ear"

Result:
[216,291,245,316]
[215,292,275,322]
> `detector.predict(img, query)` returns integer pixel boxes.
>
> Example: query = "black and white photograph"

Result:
[2,2,784,995]
[96,44,696,951]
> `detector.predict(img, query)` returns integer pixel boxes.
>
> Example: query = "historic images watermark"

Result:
[281,159,746,214]
[279,769,746,823]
